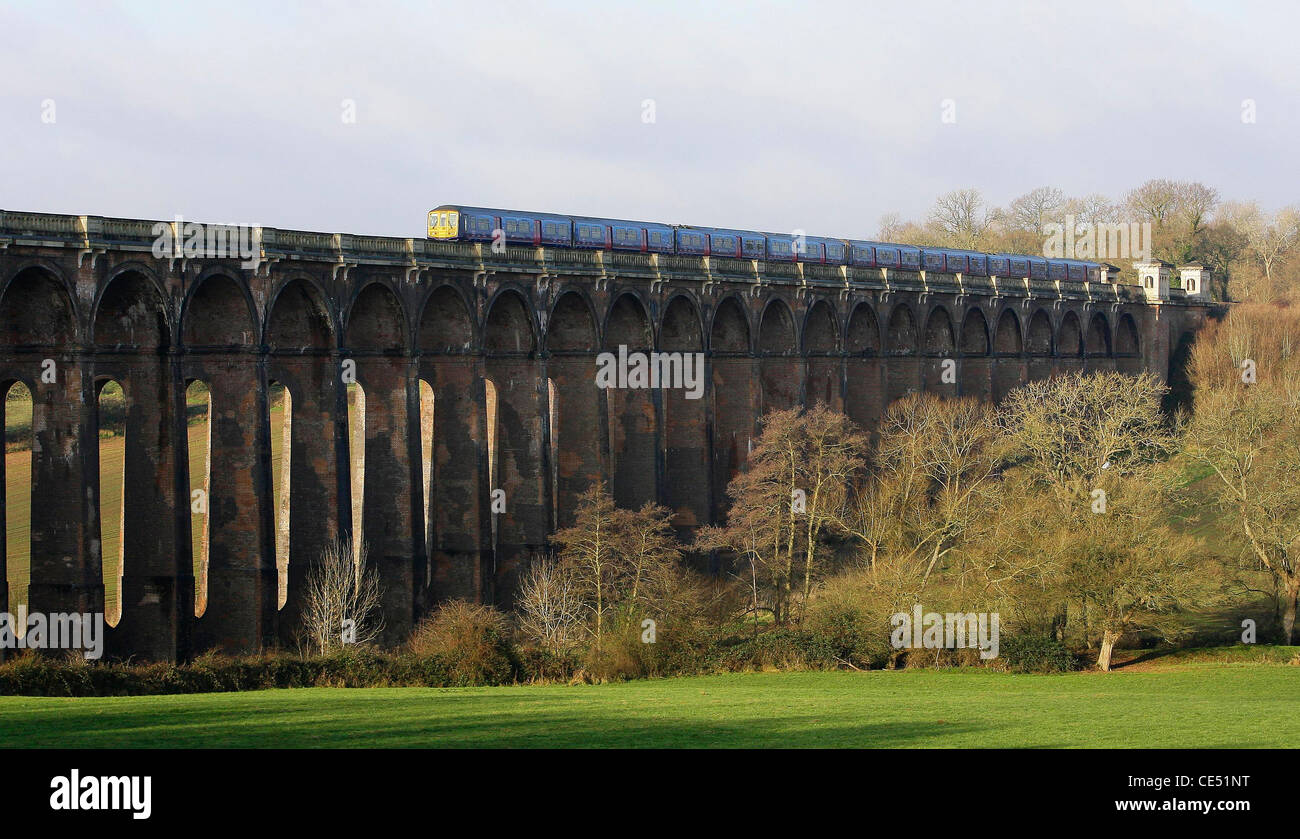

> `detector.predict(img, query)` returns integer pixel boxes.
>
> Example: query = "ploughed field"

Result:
[0,658,1296,748]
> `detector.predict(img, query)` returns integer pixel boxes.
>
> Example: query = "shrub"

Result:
[998,633,1078,673]
[407,601,517,686]
[514,645,582,683]
[803,602,895,669]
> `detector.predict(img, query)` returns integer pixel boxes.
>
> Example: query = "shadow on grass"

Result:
[0,693,990,749]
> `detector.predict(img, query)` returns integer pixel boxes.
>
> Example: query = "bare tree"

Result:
[928,189,992,250]
[844,394,1000,593]
[1063,193,1118,226]
[552,483,622,647]
[515,556,583,655]
[1125,178,1183,227]
[876,212,905,242]
[1176,182,1220,239]
[1187,387,1300,642]
[996,371,1176,502]
[697,406,868,624]
[1220,201,1300,291]
[1186,306,1300,641]
[619,501,682,613]
[1058,487,1217,671]
[1007,186,1065,233]
[301,536,384,655]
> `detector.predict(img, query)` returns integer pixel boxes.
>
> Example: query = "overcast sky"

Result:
[1,0,1296,239]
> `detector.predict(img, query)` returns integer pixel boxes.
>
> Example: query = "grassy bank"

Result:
[0,662,1295,748]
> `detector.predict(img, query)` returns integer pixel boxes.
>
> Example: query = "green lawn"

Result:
[1,667,1296,748]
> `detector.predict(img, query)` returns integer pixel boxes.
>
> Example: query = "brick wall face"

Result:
[0,232,1215,660]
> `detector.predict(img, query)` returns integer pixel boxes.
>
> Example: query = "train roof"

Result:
[432,205,1102,268]
[436,204,664,229]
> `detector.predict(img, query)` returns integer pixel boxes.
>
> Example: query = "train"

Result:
[427,204,1103,283]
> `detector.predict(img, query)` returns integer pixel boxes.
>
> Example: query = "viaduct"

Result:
[0,211,1216,660]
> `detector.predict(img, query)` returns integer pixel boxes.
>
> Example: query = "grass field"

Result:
[0,661,1296,748]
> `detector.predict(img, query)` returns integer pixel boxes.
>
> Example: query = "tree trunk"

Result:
[1283,583,1298,645]
[1097,630,1119,672]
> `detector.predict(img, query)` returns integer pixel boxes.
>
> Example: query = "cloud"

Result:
[1,0,1296,238]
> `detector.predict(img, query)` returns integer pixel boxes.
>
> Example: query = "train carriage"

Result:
[765,234,796,262]
[427,204,1103,281]
[675,227,710,255]
[964,251,989,276]
[872,244,901,268]
[796,235,847,264]
[847,240,877,267]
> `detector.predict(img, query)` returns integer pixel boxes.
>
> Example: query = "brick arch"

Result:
[418,283,474,353]
[265,277,335,352]
[1115,312,1140,356]
[0,265,76,347]
[660,293,703,351]
[484,287,537,354]
[802,299,839,353]
[93,269,170,349]
[1164,329,1197,413]
[1058,310,1084,357]
[658,292,708,534]
[546,289,598,352]
[1086,311,1111,356]
[709,295,751,353]
[182,272,257,347]
[960,307,989,356]
[759,298,797,355]
[604,292,653,349]
[994,308,1023,355]
[345,282,408,352]
[1026,308,1053,356]
[603,291,657,510]
[846,302,880,355]
[923,305,955,355]
[885,303,918,354]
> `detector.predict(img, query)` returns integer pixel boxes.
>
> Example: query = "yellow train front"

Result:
[427,208,460,239]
